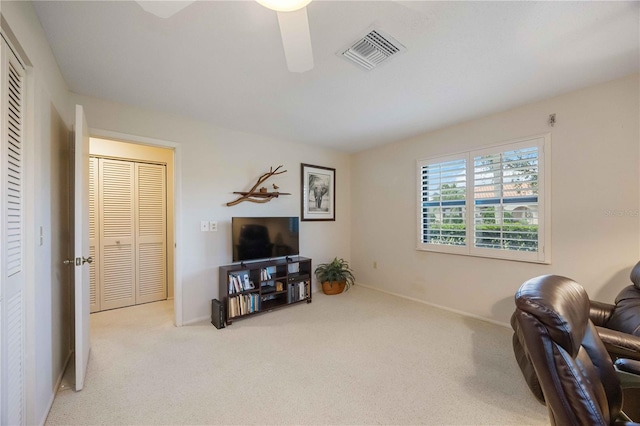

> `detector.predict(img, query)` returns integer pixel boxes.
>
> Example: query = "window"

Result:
[417,135,550,263]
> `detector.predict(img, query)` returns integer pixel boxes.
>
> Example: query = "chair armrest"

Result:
[590,300,615,326]
[614,358,640,391]
[596,326,640,361]
[615,358,640,376]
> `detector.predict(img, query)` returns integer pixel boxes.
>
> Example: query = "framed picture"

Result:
[301,163,335,221]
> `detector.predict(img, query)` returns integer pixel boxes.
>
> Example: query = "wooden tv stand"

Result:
[218,256,312,325]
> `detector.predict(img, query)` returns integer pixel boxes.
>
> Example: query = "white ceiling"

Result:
[33,0,639,152]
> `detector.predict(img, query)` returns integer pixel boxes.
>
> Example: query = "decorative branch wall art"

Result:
[226,165,291,206]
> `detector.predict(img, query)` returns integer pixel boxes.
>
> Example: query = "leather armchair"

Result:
[512,275,640,425]
[590,260,640,360]
[513,263,640,404]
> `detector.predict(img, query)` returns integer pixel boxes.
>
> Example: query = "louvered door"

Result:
[135,163,167,304]
[89,157,100,312]
[1,38,26,425]
[99,159,136,310]
[91,158,167,312]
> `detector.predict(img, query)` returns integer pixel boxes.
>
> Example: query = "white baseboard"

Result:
[356,283,511,329]
[40,349,73,425]
[182,315,210,326]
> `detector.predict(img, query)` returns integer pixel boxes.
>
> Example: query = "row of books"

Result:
[287,281,309,303]
[228,293,260,317]
[260,268,273,281]
[228,273,254,294]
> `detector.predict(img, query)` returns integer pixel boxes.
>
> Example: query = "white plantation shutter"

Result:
[1,38,26,426]
[418,155,467,253]
[135,163,166,304]
[417,135,549,263]
[99,159,135,310]
[89,157,100,312]
[473,143,540,254]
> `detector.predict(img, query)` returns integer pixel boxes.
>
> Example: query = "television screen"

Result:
[232,217,300,262]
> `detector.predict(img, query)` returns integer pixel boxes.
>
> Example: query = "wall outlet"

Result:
[209,221,218,232]
[200,220,209,232]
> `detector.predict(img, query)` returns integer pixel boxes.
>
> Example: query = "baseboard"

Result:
[40,349,73,425]
[182,315,210,326]
[356,283,511,329]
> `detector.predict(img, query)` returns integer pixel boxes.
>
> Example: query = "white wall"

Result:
[71,93,352,324]
[351,74,640,325]
[2,1,72,425]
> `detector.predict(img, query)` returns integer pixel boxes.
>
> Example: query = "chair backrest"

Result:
[512,275,623,425]
[606,260,640,336]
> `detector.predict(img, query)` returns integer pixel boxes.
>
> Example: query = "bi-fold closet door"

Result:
[89,157,167,313]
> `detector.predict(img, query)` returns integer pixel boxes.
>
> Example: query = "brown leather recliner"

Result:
[512,275,640,425]
[590,261,640,360]
[513,264,640,404]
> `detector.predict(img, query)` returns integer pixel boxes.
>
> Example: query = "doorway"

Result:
[88,137,176,313]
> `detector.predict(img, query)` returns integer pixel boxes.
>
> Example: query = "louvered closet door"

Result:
[89,157,100,313]
[135,163,167,304]
[1,39,26,426]
[99,159,136,310]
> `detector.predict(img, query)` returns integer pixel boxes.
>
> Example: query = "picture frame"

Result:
[301,163,335,221]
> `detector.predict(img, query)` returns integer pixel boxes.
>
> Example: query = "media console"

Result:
[218,256,312,325]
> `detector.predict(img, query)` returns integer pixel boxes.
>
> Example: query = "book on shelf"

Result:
[228,275,239,294]
[228,293,260,318]
[287,280,308,303]
[260,268,273,281]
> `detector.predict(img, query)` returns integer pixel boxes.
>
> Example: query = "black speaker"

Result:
[211,299,225,329]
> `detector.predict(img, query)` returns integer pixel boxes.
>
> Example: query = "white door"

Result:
[135,163,167,304]
[74,105,91,391]
[92,158,167,311]
[0,36,26,425]
[99,159,135,310]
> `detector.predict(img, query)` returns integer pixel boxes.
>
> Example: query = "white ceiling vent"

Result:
[339,28,406,71]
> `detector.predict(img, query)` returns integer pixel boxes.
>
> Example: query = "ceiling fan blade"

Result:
[136,1,196,18]
[276,8,314,73]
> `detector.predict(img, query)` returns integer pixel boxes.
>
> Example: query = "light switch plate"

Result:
[209,221,218,232]
[200,221,209,232]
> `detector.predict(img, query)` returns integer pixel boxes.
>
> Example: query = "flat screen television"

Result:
[232,217,300,262]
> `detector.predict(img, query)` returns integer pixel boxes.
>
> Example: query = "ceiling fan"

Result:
[135,0,314,73]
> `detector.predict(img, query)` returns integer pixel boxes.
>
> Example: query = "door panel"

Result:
[99,159,135,310]
[73,104,91,391]
[89,157,99,313]
[136,163,166,304]
[1,38,26,425]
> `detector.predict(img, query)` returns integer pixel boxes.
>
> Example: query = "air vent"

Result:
[339,28,406,71]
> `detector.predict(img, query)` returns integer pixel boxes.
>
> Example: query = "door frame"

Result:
[88,129,183,326]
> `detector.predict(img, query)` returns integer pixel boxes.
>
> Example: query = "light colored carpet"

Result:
[46,286,548,425]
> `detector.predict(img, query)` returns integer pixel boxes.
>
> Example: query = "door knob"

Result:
[82,256,93,265]
[63,259,73,265]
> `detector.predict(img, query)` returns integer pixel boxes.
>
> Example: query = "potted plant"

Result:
[314,257,355,295]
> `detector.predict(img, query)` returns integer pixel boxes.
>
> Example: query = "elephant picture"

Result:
[308,172,330,211]
[301,163,335,221]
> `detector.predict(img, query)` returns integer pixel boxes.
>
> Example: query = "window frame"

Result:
[416,134,551,264]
